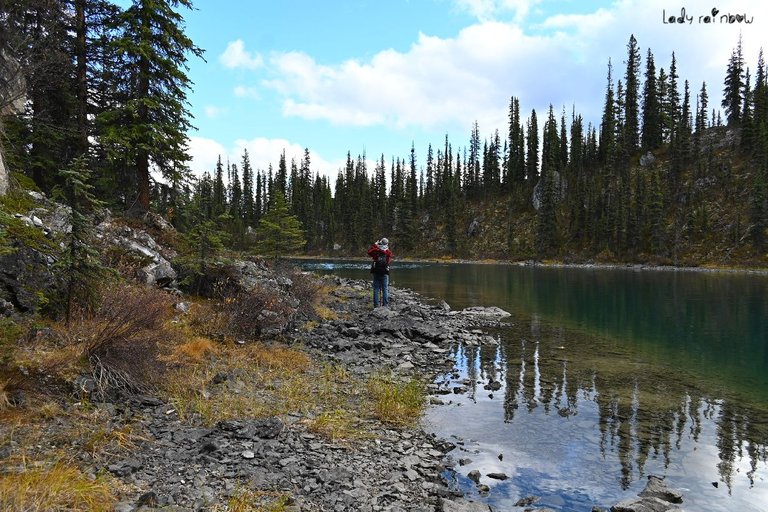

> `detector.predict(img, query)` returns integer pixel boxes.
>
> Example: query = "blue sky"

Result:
[178,0,767,180]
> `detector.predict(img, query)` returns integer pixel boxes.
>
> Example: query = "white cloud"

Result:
[233,85,260,99]
[260,0,766,143]
[204,105,226,118]
[187,136,346,183]
[453,0,542,22]
[187,136,227,178]
[220,39,264,70]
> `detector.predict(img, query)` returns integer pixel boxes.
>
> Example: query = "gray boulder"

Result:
[0,147,7,196]
[611,497,681,512]
[638,475,683,504]
[639,151,656,167]
[0,247,57,313]
[439,498,494,512]
[139,259,177,287]
[458,306,511,319]
[612,475,683,512]
[467,218,481,237]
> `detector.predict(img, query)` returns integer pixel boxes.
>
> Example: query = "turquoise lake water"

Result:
[299,260,768,511]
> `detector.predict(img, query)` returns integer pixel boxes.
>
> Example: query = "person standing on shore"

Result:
[367,238,393,307]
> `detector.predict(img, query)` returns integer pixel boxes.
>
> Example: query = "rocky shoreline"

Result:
[102,276,683,512]
[102,278,512,512]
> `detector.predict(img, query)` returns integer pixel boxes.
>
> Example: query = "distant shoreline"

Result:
[289,254,768,275]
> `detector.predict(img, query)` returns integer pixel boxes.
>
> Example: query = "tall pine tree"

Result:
[102,0,203,213]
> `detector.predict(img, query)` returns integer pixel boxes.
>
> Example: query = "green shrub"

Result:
[10,171,40,192]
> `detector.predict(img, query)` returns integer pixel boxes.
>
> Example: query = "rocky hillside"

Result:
[400,126,766,269]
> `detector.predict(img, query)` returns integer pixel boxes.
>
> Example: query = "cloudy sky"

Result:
[180,0,766,180]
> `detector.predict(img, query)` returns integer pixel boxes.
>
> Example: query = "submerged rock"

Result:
[638,475,683,504]
[457,306,511,319]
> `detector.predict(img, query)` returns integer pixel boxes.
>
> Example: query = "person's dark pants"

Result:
[372,273,389,307]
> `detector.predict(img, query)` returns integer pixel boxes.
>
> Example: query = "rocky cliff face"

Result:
[0,144,8,196]
[0,190,183,314]
[0,49,26,197]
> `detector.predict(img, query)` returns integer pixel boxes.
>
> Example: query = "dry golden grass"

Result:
[83,421,147,459]
[367,373,426,427]
[306,409,365,443]
[313,304,338,321]
[160,340,371,433]
[170,336,218,363]
[248,343,311,373]
[217,487,291,512]
[161,340,313,425]
[0,462,116,511]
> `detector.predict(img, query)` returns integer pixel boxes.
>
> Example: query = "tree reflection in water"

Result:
[432,314,768,509]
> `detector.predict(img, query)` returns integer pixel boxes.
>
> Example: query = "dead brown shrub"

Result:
[221,283,294,339]
[283,267,323,317]
[55,283,178,397]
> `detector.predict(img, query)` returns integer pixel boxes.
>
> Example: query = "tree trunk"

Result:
[75,0,88,155]
[135,8,151,212]
[136,148,150,211]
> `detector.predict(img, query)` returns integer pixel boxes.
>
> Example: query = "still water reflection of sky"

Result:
[299,260,768,511]
[427,332,768,511]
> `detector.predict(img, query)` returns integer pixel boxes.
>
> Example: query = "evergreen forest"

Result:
[2,1,768,266]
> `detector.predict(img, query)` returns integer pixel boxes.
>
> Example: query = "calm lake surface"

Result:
[298,260,768,511]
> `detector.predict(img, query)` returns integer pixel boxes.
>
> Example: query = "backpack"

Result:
[372,251,388,274]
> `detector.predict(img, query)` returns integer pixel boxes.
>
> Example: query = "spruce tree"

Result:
[641,48,662,150]
[526,110,539,186]
[667,53,681,140]
[507,96,526,188]
[695,82,709,133]
[52,157,107,324]
[468,121,481,198]
[623,35,641,154]
[442,136,458,253]
[256,192,305,257]
[255,170,264,222]
[536,107,559,257]
[425,144,435,212]
[374,154,388,237]
[722,36,745,127]
[241,149,254,227]
[229,162,242,221]
[599,60,617,165]
[656,67,669,142]
[275,150,288,200]
[212,156,226,216]
[754,49,768,132]
[741,68,755,149]
[559,109,568,172]
[568,110,585,238]
[102,0,203,212]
